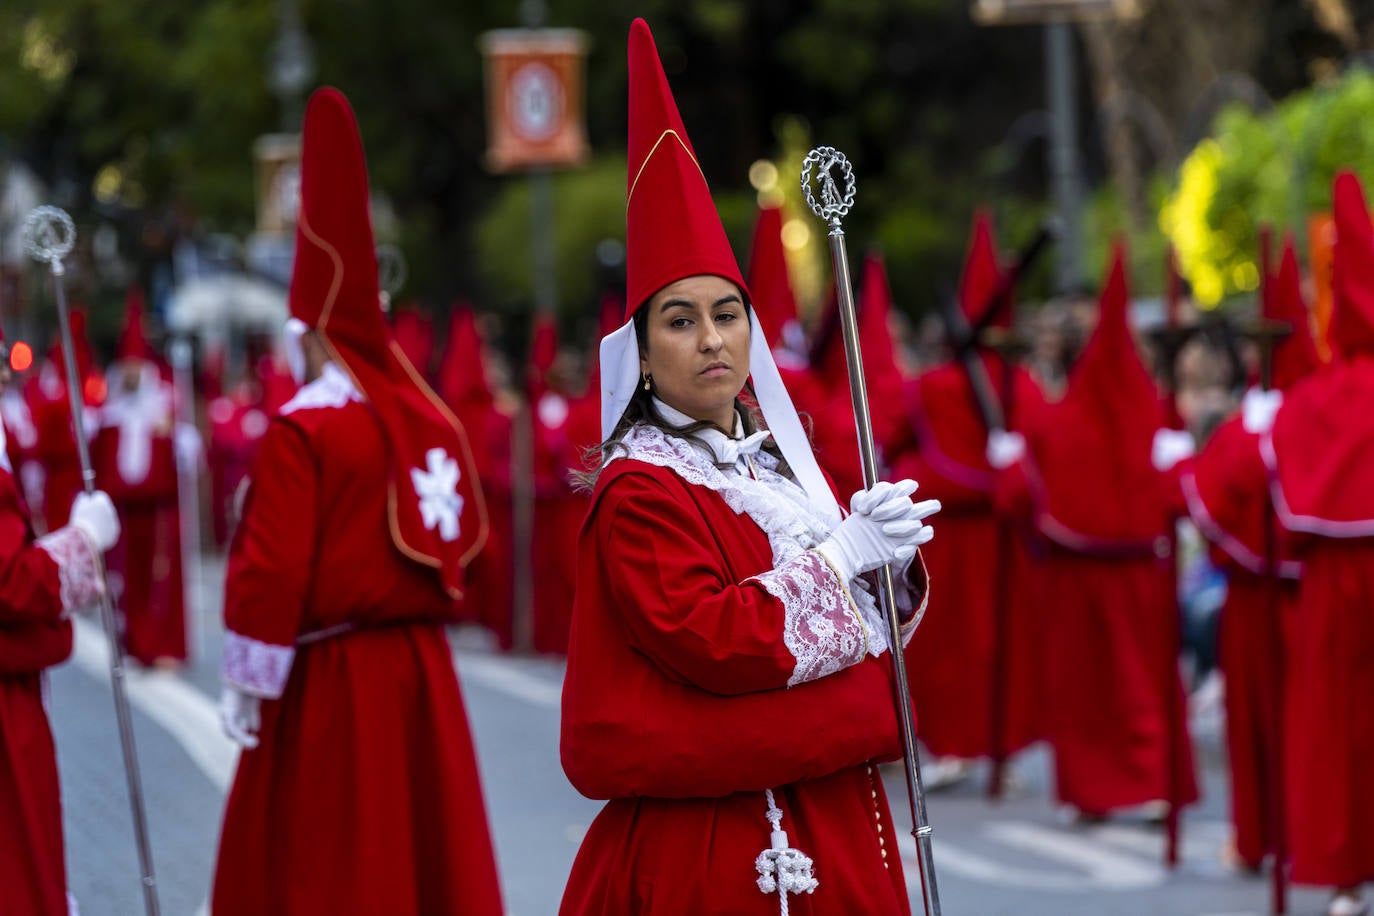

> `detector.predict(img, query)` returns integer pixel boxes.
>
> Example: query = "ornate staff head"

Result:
[22,205,77,276]
[800,146,857,232]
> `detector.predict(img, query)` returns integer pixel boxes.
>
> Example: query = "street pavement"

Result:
[47,554,1330,915]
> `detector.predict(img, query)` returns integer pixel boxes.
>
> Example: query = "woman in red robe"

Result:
[0,331,120,916]
[560,22,939,915]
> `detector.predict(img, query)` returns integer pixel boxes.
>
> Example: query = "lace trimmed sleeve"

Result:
[748,549,868,687]
[222,630,296,699]
[35,526,105,614]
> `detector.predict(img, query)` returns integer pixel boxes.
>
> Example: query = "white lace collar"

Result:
[651,398,773,471]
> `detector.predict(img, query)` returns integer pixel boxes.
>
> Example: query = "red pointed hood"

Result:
[746,205,800,348]
[288,87,486,594]
[958,210,1007,327]
[289,87,390,369]
[117,286,155,362]
[437,304,491,410]
[1267,236,1320,391]
[1331,170,1374,359]
[858,248,902,381]
[625,18,747,317]
[527,312,559,398]
[391,305,436,379]
[1026,242,1168,547]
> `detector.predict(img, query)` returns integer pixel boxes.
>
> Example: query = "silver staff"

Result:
[23,206,162,916]
[168,337,204,660]
[801,149,942,916]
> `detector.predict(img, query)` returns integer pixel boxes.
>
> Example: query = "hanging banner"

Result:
[480,28,590,173]
[252,133,302,235]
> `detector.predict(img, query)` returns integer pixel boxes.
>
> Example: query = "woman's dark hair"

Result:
[571,300,794,491]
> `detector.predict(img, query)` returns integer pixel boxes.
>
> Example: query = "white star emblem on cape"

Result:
[410,447,464,542]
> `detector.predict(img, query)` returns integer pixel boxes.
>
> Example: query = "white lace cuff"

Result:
[222,630,295,699]
[750,550,868,687]
[36,526,105,614]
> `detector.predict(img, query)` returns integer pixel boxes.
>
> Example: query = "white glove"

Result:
[1241,386,1283,435]
[1151,428,1196,472]
[219,686,261,749]
[69,490,120,552]
[816,481,939,582]
[986,429,1027,470]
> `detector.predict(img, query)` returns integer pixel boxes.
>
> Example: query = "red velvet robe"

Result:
[1263,358,1374,887]
[212,369,502,915]
[92,377,187,665]
[561,434,925,915]
[888,357,1046,760]
[0,453,74,916]
[1179,413,1301,868]
[458,401,516,650]
[531,391,590,655]
[24,365,88,535]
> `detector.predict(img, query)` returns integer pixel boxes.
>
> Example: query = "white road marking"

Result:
[455,650,562,709]
[69,616,237,791]
[903,819,1166,892]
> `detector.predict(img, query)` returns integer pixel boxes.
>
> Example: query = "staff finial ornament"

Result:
[22,205,77,275]
[800,147,856,229]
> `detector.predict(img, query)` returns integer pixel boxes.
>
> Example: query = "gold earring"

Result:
[642,373,652,391]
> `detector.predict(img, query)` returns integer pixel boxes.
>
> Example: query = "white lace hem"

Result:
[751,550,867,687]
[36,526,104,613]
[222,629,296,699]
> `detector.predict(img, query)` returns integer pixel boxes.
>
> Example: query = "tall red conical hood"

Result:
[117,286,154,362]
[958,210,1007,327]
[527,312,559,398]
[391,305,436,379]
[746,204,800,348]
[1027,242,1167,547]
[289,87,390,369]
[287,87,487,595]
[857,249,907,451]
[437,304,490,410]
[625,18,747,317]
[1267,236,1320,391]
[1331,170,1374,358]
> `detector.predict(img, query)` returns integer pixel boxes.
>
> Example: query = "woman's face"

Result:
[639,274,750,431]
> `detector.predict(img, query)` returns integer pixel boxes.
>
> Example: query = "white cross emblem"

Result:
[410,447,464,542]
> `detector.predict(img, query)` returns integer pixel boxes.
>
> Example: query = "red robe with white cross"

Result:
[211,366,502,916]
[91,366,187,665]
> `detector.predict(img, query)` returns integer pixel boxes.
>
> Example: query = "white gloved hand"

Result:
[219,687,261,749]
[986,429,1027,470]
[1241,386,1283,435]
[1151,428,1196,472]
[817,481,939,582]
[69,490,120,552]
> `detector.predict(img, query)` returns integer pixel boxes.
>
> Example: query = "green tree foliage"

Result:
[1163,66,1374,307]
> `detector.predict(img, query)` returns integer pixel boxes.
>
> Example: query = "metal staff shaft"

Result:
[27,210,161,916]
[804,148,941,916]
[169,338,205,661]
